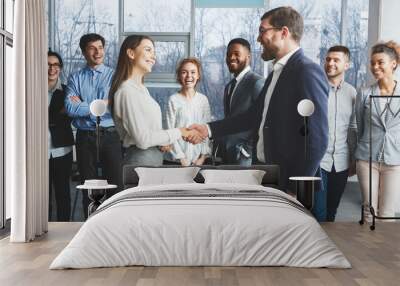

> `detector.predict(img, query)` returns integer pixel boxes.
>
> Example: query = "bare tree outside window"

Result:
[345,0,369,88]
[53,0,118,81]
[152,41,186,74]
[123,0,190,33]
[195,7,265,120]
[270,0,368,89]
[51,0,369,119]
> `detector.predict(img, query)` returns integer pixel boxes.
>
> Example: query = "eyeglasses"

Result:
[258,26,280,35]
[48,63,61,69]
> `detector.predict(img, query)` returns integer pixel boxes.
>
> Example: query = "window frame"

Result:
[119,0,193,85]
[50,0,369,84]
[1,0,14,230]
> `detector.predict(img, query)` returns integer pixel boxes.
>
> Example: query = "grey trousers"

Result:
[124,146,163,166]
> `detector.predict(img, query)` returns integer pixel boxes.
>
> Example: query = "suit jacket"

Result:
[355,82,400,165]
[209,49,329,190]
[219,70,264,160]
[49,84,74,148]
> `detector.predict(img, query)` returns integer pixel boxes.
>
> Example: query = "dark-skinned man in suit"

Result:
[217,38,264,166]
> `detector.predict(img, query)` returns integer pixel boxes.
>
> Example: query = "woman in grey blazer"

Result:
[355,41,400,221]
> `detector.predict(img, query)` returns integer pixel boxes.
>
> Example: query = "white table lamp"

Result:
[297,99,314,161]
[89,99,107,178]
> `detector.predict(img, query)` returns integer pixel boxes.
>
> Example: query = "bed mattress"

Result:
[50,183,351,269]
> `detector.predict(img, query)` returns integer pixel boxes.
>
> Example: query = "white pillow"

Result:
[135,167,200,186]
[200,169,266,185]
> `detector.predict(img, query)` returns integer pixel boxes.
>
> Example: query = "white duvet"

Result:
[50,183,351,269]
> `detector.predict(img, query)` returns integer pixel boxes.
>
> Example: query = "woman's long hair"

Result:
[109,35,154,116]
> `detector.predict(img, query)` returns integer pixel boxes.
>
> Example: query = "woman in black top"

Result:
[48,51,74,221]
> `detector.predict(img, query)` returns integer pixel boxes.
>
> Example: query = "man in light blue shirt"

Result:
[65,33,122,219]
[313,46,357,222]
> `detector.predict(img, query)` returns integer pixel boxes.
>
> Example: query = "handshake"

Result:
[159,124,210,153]
[179,124,209,144]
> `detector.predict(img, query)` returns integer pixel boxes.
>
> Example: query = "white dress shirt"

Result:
[320,81,357,172]
[257,47,300,162]
[229,66,251,106]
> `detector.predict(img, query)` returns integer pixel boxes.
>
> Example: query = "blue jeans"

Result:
[313,165,349,222]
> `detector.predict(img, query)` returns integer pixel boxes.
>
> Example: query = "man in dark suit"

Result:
[188,6,329,192]
[218,38,264,165]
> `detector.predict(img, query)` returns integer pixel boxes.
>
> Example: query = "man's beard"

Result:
[228,61,247,74]
[261,46,278,61]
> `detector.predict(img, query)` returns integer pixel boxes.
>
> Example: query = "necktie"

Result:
[226,78,237,113]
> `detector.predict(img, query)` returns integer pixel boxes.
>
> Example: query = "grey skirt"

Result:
[124,146,163,166]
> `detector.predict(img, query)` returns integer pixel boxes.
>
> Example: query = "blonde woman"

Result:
[166,58,211,166]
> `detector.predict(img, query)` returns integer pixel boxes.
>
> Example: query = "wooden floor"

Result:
[0,222,399,286]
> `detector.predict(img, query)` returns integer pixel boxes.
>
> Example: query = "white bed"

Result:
[50,183,351,269]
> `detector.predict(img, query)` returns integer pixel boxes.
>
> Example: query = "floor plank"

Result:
[0,222,399,286]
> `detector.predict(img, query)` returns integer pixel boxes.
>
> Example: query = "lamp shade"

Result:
[297,99,315,117]
[89,99,107,117]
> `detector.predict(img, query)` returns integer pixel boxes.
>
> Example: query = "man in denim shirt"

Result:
[313,46,357,222]
[65,33,122,219]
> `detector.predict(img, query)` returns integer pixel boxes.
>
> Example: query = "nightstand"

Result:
[76,184,117,216]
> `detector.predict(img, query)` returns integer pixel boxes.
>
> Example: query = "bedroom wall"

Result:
[368,0,400,79]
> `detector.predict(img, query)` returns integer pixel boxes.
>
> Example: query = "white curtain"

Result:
[7,0,48,242]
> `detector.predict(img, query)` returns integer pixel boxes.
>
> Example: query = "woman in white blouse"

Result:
[109,35,200,165]
[166,58,211,166]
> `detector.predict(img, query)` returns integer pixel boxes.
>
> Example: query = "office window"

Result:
[0,37,3,228]
[271,0,368,88]
[345,0,369,88]
[152,41,186,74]
[52,0,119,80]
[270,0,341,63]
[194,7,264,119]
[4,43,12,221]
[1,0,14,229]
[123,0,190,33]
[5,0,14,33]
[122,0,191,83]
[141,35,189,83]
[49,0,369,117]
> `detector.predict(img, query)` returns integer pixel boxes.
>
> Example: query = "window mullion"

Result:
[340,0,348,44]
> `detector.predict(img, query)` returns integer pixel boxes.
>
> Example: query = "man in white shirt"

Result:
[188,6,329,193]
[314,46,357,221]
[218,38,264,166]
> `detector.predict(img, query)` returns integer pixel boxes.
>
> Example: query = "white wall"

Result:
[379,0,400,43]
[368,0,400,79]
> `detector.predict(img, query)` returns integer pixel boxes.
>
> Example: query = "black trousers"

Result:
[322,165,349,222]
[49,151,73,221]
[76,129,122,219]
[314,164,349,221]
